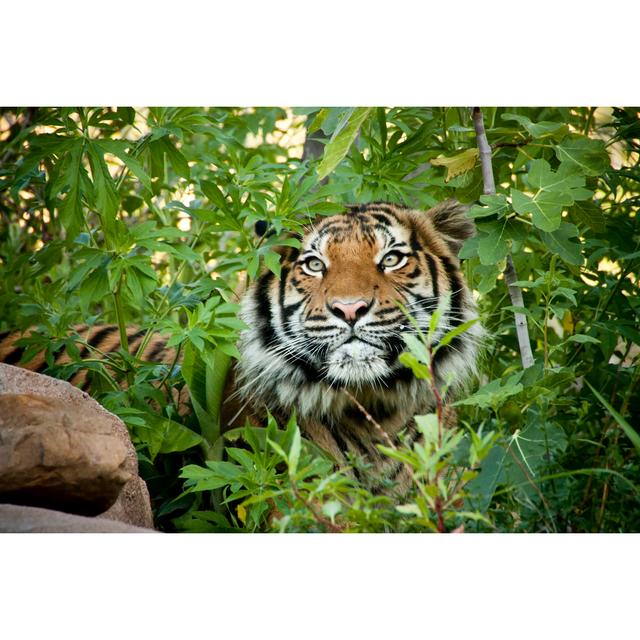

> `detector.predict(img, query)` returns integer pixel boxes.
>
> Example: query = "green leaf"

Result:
[87,141,120,236]
[501,113,568,139]
[322,500,342,522]
[182,343,231,451]
[398,352,430,379]
[94,139,152,192]
[200,180,229,211]
[586,381,640,457]
[466,193,510,219]
[504,421,568,500]
[540,222,583,265]
[511,159,589,232]
[263,250,282,278]
[288,426,302,476]
[569,199,606,232]
[555,135,610,176]
[567,334,600,345]
[454,375,523,410]
[436,318,479,350]
[317,107,372,180]
[476,220,510,265]
[464,443,506,512]
[58,141,86,239]
[157,418,204,455]
[161,137,190,180]
[474,263,502,294]
[430,148,479,182]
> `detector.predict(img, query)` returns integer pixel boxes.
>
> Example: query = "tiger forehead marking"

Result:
[236,200,482,434]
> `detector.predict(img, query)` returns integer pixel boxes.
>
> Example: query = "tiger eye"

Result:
[306,258,325,272]
[382,252,403,268]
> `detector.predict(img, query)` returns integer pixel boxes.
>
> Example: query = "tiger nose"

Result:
[329,299,370,324]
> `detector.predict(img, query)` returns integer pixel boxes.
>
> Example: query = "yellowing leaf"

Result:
[431,148,479,182]
[237,503,247,524]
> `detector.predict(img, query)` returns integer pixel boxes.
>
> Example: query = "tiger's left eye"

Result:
[381,252,404,268]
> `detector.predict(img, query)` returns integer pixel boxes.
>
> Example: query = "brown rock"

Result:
[0,393,132,515]
[0,503,156,532]
[0,364,154,527]
[100,475,154,529]
[0,363,138,476]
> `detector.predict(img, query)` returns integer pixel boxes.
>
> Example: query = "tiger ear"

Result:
[426,200,475,255]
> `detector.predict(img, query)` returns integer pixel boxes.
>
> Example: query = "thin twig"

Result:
[472,107,535,369]
[342,388,396,450]
[289,482,344,533]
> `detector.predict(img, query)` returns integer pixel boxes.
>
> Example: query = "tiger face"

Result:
[237,201,481,422]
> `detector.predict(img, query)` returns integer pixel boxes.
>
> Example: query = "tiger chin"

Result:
[231,201,483,489]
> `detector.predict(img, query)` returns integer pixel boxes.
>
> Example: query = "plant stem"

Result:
[289,481,344,533]
[113,277,134,386]
[472,107,535,369]
[583,107,596,135]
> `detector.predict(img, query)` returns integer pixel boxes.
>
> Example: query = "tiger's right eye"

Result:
[303,257,325,274]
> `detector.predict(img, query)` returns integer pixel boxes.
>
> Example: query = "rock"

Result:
[0,363,154,526]
[0,393,132,515]
[100,475,154,529]
[0,503,155,532]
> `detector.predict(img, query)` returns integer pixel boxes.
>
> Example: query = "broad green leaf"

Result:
[569,199,606,232]
[430,148,479,182]
[454,375,523,410]
[476,220,510,265]
[540,222,583,265]
[317,107,372,180]
[458,235,479,260]
[501,113,568,139]
[473,263,502,294]
[511,159,589,232]
[466,193,510,219]
[465,444,506,512]
[503,420,568,500]
[555,135,610,176]
[157,418,204,455]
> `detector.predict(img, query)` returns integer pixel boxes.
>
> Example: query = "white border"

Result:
[3,0,638,105]
[1,533,638,638]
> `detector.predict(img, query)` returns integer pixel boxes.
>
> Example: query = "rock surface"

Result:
[0,503,155,533]
[0,364,155,528]
[100,475,154,529]
[0,393,131,514]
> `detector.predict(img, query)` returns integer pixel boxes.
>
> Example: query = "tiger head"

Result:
[236,201,482,422]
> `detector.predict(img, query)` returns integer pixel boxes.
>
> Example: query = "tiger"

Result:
[1,200,482,492]
[227,200,482,491]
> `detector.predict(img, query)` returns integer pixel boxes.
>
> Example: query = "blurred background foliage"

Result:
[0,106,638,532]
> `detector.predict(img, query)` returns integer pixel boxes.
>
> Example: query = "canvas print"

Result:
[0,107,638,533]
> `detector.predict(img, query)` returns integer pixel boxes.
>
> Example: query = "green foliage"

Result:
[1,106,639,532]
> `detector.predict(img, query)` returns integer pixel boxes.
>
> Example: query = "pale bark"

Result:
[472,107,535,369]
